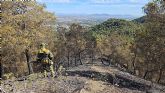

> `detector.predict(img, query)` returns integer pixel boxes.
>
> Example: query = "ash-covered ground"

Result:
[1,64,165,93]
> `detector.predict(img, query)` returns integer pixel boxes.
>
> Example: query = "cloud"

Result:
[37,0,71,3]
[90,0,121,4]
[90,0,149,4]
[129,0,139,3]
[129,0,149,3]
[36,0,149,4]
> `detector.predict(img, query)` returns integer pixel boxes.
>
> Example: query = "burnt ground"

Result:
[1,63,165,93]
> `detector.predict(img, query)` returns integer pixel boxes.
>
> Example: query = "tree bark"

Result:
[75,55,77,66]
[91,50,94,64]
[78,51,83,65]
[143,70,149,79]
[79,54,82,65]
[157,68,163,83]
[25,49,33,75]
[0,62,4,78]
[67,51,70,68]
[132,51,137,75]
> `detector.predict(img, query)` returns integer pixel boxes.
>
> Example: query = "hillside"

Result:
[132,16,146,23]
[1,1,165,93]
[90,18,143,38]
[1,62,165,93]
[89,17,165,86]
[56,14,137,27]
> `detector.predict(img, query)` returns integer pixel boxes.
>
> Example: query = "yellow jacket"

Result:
[37,48,53,64]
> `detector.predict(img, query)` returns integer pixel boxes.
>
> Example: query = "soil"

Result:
[1,63,165,93]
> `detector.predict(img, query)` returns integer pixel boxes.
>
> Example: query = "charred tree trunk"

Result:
[0,62,4,78]
[143,70,149,79]
[78,53,82,65]
[78,51,83,65]
[132,51,137,75]
[91,50,94,64]
[67,51,70,68]
[75,55,77,66]
[157,68,163,83]
[143,69,155,80]
[14,61,18,74]
[25,49,33,75]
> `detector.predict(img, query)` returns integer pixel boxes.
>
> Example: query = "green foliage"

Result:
[91,18,143,38]
[88,2,165,84]
[2,73,15,80]
[1,0,164,86]
[132,0,165,84]
[1,1,56,76]
[132,16,147,23]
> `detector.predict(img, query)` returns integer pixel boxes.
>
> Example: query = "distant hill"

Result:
[89,14,137,20]
[91,18,142,37]
[132,16,146,23]
[56,14,138,27]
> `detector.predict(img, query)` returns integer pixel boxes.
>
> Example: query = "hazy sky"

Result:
[37,0,150,17]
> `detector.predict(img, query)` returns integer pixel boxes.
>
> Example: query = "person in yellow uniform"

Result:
[37,43,55,78]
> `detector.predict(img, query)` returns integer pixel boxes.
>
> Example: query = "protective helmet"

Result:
[40,43,46,47]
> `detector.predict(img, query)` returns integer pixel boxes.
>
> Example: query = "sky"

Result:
[37,0,150,17]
